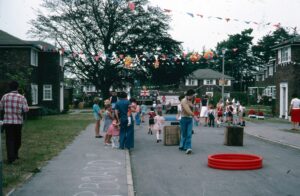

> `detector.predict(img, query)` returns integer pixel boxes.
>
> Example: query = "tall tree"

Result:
[215,29,256,91]
[30,0,183,99]
[252,28,295,64]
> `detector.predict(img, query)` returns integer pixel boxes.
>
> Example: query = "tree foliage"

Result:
[252,28,295,64]
[215,29,256,91]
[30,0,186,99]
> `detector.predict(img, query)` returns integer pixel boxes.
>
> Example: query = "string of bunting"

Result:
[126,1,297,31]
[39,45,240,69]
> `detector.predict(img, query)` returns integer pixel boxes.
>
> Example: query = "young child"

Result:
[102,104,114,145]
[193,106,200,126]
[92,97,103,138]
[153,110,165,143]
[107,119,120,148]
[140,102,147,123]
[208,104,215,127]
[148,107,156,135]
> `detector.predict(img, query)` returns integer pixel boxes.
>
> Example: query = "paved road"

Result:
[11,124,130,196]
[131,118,300,196]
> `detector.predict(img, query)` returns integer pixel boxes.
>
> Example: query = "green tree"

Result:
[215,29,256,92]
[252,27,295,64]
[30,0,184,99]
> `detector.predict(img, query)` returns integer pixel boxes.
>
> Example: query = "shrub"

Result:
[257,111,264,116]
[248,109,256,115]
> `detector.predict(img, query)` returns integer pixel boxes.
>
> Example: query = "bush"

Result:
[257,111,264,116]
[230,91,248,105]
[248,109,256,115]
[41,107,60,116]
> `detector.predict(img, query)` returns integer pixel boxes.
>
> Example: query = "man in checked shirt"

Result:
[0,81,29,164]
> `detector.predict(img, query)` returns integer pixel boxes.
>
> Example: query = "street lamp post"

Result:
[221,49,226,104]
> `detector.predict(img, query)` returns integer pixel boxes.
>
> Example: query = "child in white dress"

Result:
[153,111,165,143]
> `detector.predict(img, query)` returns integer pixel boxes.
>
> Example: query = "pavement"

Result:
[8,115,300,196]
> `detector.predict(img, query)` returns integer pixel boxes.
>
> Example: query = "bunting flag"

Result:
[124,56,133,68]
[158,7,290,30]
[59,48,65,55]
[128,2,135,11]
[187,12,194,17]
[273,23,281,29]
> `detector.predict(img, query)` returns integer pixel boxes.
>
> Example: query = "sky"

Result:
[0,0,300,51]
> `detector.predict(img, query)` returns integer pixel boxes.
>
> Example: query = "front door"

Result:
[279,82,288,119]
[60,82,64,112]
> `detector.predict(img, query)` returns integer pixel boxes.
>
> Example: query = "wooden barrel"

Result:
[164,126,180,146]
[224,126,244,146]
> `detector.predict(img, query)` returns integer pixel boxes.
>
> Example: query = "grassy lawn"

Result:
[245,116,290,124]
[1,113,93,194]
[246,105,273,116]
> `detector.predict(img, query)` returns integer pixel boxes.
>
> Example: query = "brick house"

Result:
[250,36,300,118]
[0,30,65,112]
[178,68,234,98]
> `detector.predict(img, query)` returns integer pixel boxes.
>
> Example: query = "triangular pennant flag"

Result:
[187,12,194,17]
[232,48,238,52]
[59,48,65,55]
[128,2,135,11]
[94,55,100,62]
[273,23,281,28]
[225,18,230,22]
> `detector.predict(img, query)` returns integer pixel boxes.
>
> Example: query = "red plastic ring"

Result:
[208,153,263,170]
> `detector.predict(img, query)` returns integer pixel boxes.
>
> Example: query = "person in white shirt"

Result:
[289,94,300,130]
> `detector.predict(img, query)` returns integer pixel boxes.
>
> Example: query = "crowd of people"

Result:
[91,89,250,153]
[0,81,299,164]
[91,89,300,154]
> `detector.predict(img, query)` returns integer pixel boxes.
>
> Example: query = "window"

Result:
[219,79,231,86]
[60,56,64,67]
[264,70,268,78]
[268,66,273,76]
[30,49,38,66]
[256,75,260,82]
[281,47,288,62]
[84,85,96,92]
[279,47,291,64]
[204,79,216,85]
[185,79,198,86]
[43,85,52,101]
[31,84,38,105]
[224,80,231,86]
[248,88,255,96]
[206,92,213,97]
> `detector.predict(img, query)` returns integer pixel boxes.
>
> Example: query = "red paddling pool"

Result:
[208,153,263,170]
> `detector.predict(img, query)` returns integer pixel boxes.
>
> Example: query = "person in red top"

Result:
[0,81,29,164]
[193,106,200,126]
[148,107,156,135]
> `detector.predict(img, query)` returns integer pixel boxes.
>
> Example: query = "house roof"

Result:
[0,30,30,45]
[0,30,56,51]
[27,41,57,51]
[272,36,300,49]
[188,69,234,80]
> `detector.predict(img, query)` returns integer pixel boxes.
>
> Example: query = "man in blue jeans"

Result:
[179,89,199,154]
[115,91,132,149]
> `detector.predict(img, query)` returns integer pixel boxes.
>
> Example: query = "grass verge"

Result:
[245,117,290,124]
[1,113,93,194]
